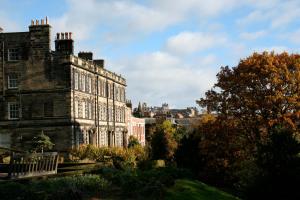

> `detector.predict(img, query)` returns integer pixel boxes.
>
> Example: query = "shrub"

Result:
[128,135,140,148]
[0,175,110,200]
[98,166,193,199]
[69,145,148,170]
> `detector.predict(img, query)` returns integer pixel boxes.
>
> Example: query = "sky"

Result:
[1,0,300,109]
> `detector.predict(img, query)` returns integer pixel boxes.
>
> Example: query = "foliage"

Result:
[175,130,202,174]
[128,135,140,148]
[69,145,148,170]
[0,175,110,200]
[151,120,178,162]
[31,131,54,153]
[175,114,217,175]
[194,52,300,197]
[241,126,300,199]
[197,52,300,145]
[165,179,240,200]
[98,166,193,199]
[174,125,188,142]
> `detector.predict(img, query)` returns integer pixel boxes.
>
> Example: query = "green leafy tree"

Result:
[151,120,178,162]
[32,131,54,153]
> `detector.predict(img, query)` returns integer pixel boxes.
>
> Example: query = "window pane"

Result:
[74,72,79,90]
[8,103,19,119]
[82,74,86,92]
[8,74,18,89]
[82,101,86,118]
[8,48,19,61]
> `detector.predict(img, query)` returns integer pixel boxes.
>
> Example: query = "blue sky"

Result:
[1,0,300,109]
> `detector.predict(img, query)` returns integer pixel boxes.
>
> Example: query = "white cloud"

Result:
[240,30,267,40]
[0,13,21,32]
[283,29,300,44]
[51,0,259,44]
[270,2,300,28]
[237,0,300,29]
[110,51,218,107]
[2,0,300,109]
[165,31,227,55]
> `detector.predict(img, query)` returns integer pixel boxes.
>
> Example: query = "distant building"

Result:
[0,18,127,151]
[133,102,198,118]
[141,103,201,144]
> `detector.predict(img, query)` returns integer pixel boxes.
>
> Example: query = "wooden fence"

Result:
[8,152,59,179]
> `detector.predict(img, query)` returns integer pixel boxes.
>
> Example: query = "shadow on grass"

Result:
[165,179,240,200]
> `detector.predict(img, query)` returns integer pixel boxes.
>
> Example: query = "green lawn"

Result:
[165,179,240,200]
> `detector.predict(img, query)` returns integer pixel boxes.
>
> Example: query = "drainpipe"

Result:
[106,77,110,146]
[72,68,76,148]
[113,82,116,146]
[96,74,99,147]
[2,33,5,98]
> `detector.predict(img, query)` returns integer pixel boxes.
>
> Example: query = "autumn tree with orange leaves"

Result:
[193,52,300,198]
[197,52,300,145]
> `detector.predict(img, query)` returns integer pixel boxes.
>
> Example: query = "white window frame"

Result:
[8,102,20,120]
[82,101,86,118]
[89,102,92,119]
[88,76,92,93]
[8,74,18,89]
[85,101,89,119]
[74,72,79,90]
[8,48,19,61]
[81,74,86,92]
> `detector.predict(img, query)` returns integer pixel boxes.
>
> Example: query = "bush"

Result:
[98,166,193,199]
[128,135,140,148]
[0,175,110,200]
[69,145,148,170]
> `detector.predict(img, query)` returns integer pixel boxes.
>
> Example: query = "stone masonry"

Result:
[0,18,127,151]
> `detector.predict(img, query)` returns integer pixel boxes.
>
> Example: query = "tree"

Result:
[243,126,300,199]
[197,52,300,145]
[31,131,54,153]
[151,120,178,161]
[196,51,300,195]
[127,135,140,148]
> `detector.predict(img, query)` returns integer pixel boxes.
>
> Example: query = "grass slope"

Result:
[165,179,239,200]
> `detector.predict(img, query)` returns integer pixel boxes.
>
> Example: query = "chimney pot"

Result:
[46,16,48,24]
[65,32,68,39]
[69,32,72,39]
[56,33,60,40]
[61,32,64,39]
[41,19,44,25]
[36,20,39,25]
[31,20,34,26]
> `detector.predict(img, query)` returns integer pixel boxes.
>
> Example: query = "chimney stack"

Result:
[55,32,74,55]
[30,17,49,26]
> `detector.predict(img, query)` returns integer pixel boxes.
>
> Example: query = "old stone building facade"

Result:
[0,18,127,151]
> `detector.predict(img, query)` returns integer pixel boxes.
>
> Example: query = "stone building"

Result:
[0,18,127,151]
